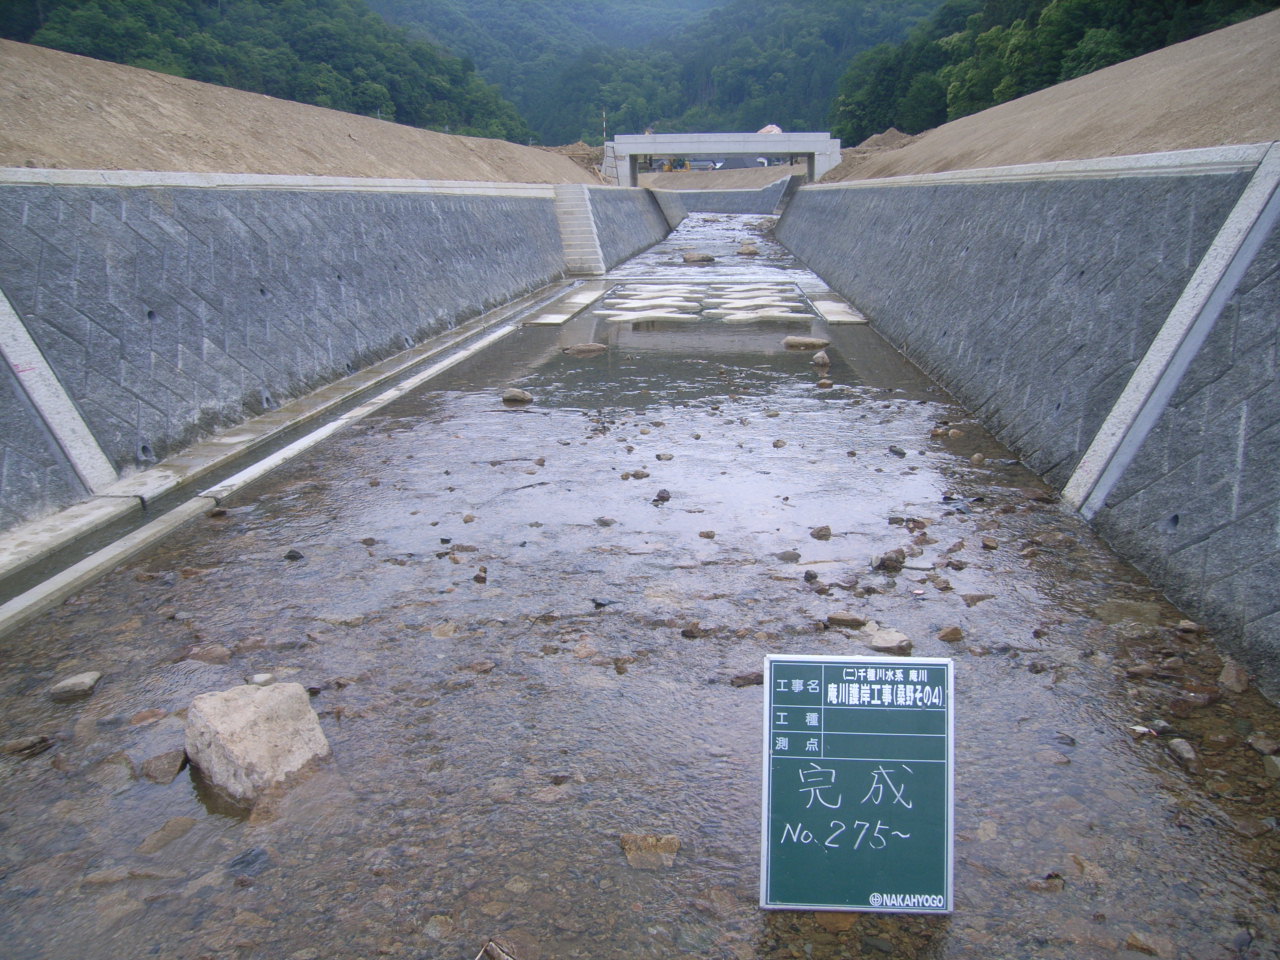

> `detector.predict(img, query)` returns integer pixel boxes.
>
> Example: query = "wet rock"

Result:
[137,816,197,855]
[828,612,868,629]
[1231,816,1272,838]
[1125,662,1157,679]
[816,378,834,388]
[865,624,912,656]
[1176,620,1203,633]
[228,846,272,877]
[50,671,101,701]
[2,735,56,758]
[561,343,607,357]
[782,336,830,350]
[1167,738,1201,774]
[1125,931,1176,958]
[776,550,801,563]
[652,489,671,504]
[938,626,965,643]
[682,251,715,263]
[142,749,187,784]
[862,936,896,954]
[736,244,759,256]
[1169,692,1214,718]
[874,549,906,574]
[620,833,680,870]
[1247,735,1278,755]
[810,525,832,541]
[631,469,650,479]
[814,912,859,933]
[655,453,674,461]
[981,537,999,550]
[572,640,598,659]
[130,708,167,725]
[961,593,995,608]
[887,445,907,458]
[730,672,763,687]
[1217,658,1249,693]
[185,644,232,665]
[698,530,716,539]
[461,660,497,674]
[89,752,137,790]
[594,517,617,527]
[501,388,533,405]
[1263,755,1280,780]
[185,683,330,806]
[811,349,830,367]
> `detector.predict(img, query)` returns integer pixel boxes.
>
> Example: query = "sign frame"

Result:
[759,653,954,913]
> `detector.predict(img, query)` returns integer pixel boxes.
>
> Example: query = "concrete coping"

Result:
[0,167,563,198]
[802,142,1274,190]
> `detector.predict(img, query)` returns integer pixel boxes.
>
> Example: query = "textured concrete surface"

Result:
[778,171,1250,487]
[0,359,86,531]
[0,182,566,493]
[1092,219,1280,698]
[585,187,670,269]
[669,176,793,215]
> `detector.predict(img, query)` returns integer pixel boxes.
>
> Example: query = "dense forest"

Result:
[0,0,532,141]
[370,0,947,145]
[831,0,1280,145]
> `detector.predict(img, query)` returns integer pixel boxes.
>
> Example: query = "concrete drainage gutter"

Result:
[776,142,1280,699]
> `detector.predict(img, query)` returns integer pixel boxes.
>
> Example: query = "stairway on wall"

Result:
[553,184,606,276]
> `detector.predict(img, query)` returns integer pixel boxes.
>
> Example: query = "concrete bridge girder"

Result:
[603,133,842,187]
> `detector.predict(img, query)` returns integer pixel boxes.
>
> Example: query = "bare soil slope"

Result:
[0,40,594,184]
[822,9,1280,182]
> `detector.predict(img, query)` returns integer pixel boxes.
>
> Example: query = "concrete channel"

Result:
[0,194,1278,959]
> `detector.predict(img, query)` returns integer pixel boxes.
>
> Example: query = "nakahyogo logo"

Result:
[869,892,945,909]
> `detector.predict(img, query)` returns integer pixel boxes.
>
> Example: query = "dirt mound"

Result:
[0,40,594,184]
[822,9,1280,182]
[855,128,916,151]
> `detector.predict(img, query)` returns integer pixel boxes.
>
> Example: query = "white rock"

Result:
[50,671,101,701]
[246,673,276,686]
[865,624,913,656]
[185,683,329,805]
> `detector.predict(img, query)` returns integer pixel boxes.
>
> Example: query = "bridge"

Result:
[603,131,842,186]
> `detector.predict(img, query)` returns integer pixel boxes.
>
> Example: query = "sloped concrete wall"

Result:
[1091,218,1279,691]
[777,146,1279,697]
[585,186,671,269]
[778,168,1249,487]
[0,172,567,531]
[669,176,794,215]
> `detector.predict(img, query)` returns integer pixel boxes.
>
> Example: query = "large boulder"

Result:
[185,683,330,805]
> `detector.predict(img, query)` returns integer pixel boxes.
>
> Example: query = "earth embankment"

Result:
[0,39,594,184]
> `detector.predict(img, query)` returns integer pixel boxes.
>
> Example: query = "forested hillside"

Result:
[831,0,1280,145]
[371,0,946,145]
[0,0,532,141]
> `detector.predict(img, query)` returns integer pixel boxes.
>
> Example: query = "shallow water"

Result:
[1,215,1277,960]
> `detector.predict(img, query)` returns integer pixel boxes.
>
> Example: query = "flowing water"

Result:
[0,215,1277,960]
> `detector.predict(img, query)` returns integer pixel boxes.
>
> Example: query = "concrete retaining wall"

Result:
[586,186,672,269]
[0,171,570,531]
[666,176,794,215]
[777,144,1280,697]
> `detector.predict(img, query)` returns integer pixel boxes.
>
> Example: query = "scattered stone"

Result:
[620,834,680,870]
[1,735,56,758]
[698,530,716,539]
[656,453,674,461]
[865,624,912,656]
[562,343,607,357]
[736,244,759,256]
[1247,735,1279,755]
[572,640,599,659]
[961,593,995,608]
[142,749,187,784]
[814,912,859,932]
[887,445,906,458]
[49,671,102,702]
[782,336,830,350]
[981,537,999,550]
[811,349,830,367]
[682,251,715,263]
[283,548,304,561]
[652,489,671,503]
[1176,620,1202,633]
[810,525,832,541]
[461,660,497,674]
[828,612,868,630]
[1125,663,1157,679]
[631,469,650,479]
[185,644,232,666]
[874,548,906,574]
[1259,754,1280,779]
[1128,725,1156,739]
[423,916,455,941]
[1167,738,1201,774]
[1232,816,1272,839]
[138,816,197,855]
[970,452,986,466]
[816,378,834,389]
[772,438,787,449]
[184,683,331,806]
[501,388,533,405]
[1218,658,1249,693]
[594,517,617,527]
[776,550,801,563]
[730,672,763,687]
[938,626,964,643]
[1026,874,1066,893]
[130,708,167,725]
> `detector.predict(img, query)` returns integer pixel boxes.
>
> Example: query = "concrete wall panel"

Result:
[585,187,670,269]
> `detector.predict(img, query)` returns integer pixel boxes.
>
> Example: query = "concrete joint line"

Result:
[0,290,118,492]
[1064,141,1280,519]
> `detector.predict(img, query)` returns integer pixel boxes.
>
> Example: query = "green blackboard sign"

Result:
[760,654,954,912]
